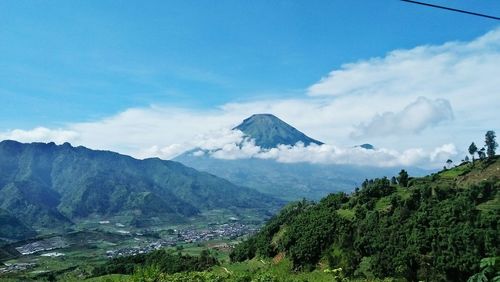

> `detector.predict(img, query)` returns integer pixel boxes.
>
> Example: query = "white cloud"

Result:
[234,142,456,168]
[0,28,499,168]
[307,28,500,98]
[351,97,454,138]
[136,128,250,159]
[430,143,458,162]
[0,127,78,144]
[141,128,457,168]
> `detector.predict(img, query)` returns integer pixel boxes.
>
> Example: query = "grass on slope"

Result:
[437,157,500,185]
[477,194,500,211]
[337,209,355,220]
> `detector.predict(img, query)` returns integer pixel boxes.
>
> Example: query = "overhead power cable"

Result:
[401,0,500,21]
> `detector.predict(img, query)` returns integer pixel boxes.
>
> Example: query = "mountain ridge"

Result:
[0,140,282,239]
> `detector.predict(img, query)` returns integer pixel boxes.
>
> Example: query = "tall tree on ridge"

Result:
[469,142,478,163]
[391,176,397,185]
[398,169,409,188]
[485,131,498,158]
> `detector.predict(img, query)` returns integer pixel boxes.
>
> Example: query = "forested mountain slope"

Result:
[230,157,500,281]
[0,140,281,239]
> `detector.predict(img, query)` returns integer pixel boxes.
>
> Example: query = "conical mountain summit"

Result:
[233,114,323,149]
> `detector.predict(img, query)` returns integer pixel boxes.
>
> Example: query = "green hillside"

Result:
[78,157,499,282]
[229,157,500,281]
[0,140,282,239]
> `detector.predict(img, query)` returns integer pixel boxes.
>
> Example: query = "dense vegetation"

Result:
[0,208,36,240]
[93,249,219,277]
[230,157,500,281]
[0,140,281,238]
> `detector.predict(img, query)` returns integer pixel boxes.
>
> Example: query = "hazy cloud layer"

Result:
[1,28,499,168]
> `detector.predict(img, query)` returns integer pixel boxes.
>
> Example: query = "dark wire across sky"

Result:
[401,0,500,21]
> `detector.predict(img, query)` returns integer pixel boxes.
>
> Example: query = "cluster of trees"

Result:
[468,131,497,163]
[92,249,219,277]
[230,160,499,281]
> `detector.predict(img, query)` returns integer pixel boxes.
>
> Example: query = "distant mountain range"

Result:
[175,114,429,201]
[0,140,282,240]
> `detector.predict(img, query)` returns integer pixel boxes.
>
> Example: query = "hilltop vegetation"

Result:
[229,157,500,281]
[92,249,219,277]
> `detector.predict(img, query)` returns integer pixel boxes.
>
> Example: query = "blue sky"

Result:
[1,0,499,129]
[1,1,499,167]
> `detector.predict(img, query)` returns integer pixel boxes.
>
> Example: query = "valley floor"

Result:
[0,210,264,281]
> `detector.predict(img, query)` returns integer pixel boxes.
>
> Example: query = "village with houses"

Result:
[0,219,258,275]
